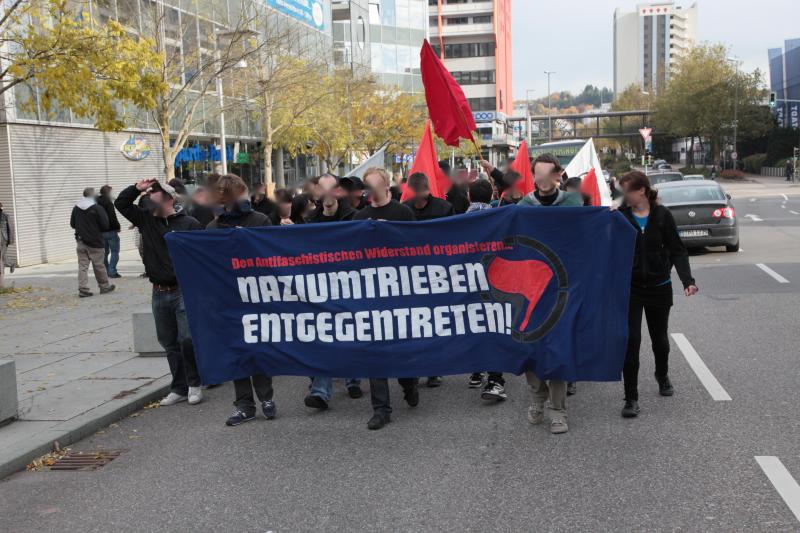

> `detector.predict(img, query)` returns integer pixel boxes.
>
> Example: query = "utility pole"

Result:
[525,89,535,145]
[544,71,556,141]
[727,56,740,170]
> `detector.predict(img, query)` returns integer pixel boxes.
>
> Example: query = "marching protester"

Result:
[251,183,277,218]
[273,189,294,225]
[444,163,471,214]
[0,201,15,285]
[304,174,363,409]
[188,186,216,227]
[97,186,122,279]
[206,174,277,425]
[303,176,322,203]
[289,193,315,224]
[70,187,115,298]
[340,177,367,210]
[115,179,204,406]
[563,177,592,206]
[464,178,508,401]
[354,167,417,429]
[617,171,698,418]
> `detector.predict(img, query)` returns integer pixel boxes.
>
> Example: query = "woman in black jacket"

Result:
[618,171,698,418]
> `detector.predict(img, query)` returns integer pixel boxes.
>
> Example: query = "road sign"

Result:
[732,152,738,160]
[769,92,777,108]
[639,127,652,141]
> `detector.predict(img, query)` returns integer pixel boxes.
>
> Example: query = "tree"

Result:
[2,0,162,131]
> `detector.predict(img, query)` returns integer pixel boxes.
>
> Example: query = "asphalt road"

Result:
[2,182,800,532]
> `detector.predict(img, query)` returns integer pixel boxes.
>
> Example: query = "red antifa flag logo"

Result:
[481,235,569,343]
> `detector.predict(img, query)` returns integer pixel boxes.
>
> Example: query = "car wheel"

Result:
[726,242,740,253]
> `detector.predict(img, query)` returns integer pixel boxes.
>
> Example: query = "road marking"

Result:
[782,205,787,209]
[781,194,789,201]
[756,263,790,284]
[744,214,763,222]
[755,456,800,523]
[749,198,756,202]
[738,248,744,252]
[671,333,731,401]
[791,210,800,215]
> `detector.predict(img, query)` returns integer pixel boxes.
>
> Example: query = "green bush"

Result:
[679,166,710,177]
[742,153,767,173]
[601,155,616,169]
[611,160,632,176]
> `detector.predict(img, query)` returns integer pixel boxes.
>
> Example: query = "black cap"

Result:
[340,176,365,191]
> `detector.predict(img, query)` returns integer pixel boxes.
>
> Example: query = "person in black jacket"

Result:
[251,182,277,218]
[97,185,122,278]
[618,171,698,418]
[71,187,114,297]
[206,174,278,426]
[115,179,204,407]
[402,172,455,222]
[444,164,471,214]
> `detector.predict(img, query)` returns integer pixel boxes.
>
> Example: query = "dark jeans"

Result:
[151,288,201,395]
[102,231,120,276]
[623,300,671,401]
[233,375,273,412]
[369,378,418,416]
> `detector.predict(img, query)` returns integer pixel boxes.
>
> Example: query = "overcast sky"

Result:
[511,0,800,100]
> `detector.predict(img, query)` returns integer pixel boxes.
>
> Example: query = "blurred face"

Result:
[319,175,338,194]
[565,183,580,194]
[149,191,174,217]
[278,200,291,218]
[410,182,430,203]
[533,162,561,193]
[192,188,209,206]
[253,185,265,200]
[621,182,647,207]
[364,173,389,204]
[453,169,469,186]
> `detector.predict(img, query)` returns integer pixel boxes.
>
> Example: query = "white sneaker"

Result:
[527,403,544,425]
[187,386,203,405]
[159,392,187,406]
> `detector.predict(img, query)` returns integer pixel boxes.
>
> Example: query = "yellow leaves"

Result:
[26,447,70,471]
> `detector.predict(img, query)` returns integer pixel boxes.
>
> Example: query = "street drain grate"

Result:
[49,450,123,471]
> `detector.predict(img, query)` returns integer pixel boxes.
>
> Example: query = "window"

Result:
[447,17,468,25]
[431,42,495,59]
[450,70,495,85]
[467,97,495,111]
[472,15,492,24]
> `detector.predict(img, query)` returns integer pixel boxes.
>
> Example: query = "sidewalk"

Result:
[0,250,171,478]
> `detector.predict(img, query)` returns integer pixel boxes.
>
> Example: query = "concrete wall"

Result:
[3,123,164,266]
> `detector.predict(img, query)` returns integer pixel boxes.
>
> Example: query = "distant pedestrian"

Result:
[115,179,204,407]
[786,160,793,182]
[0,201,15,286]
[70,188,115,298]
[97,186,122,278]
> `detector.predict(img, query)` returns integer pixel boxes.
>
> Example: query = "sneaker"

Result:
[138,272,148,278]
[468,373,484,388]
[187,386,203,405]
[225,409,255,426]
[367,413,390,430]
[567,382,577,396]
[99,284,116,294]
[527,403,544,425]
[159,392,187,406]
[656,374,674,396]
[261,400,276,419]
[621,400,640,418]
[304,394,328,410]
[347,385,363,399]
[481,382,507,401]
[78,289,93,298]
[403,386,419,407]
[109,273,122,279]
[425,376,443,388]
[550,415,569,434]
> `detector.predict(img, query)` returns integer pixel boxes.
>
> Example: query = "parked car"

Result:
[683,174,707,180]
[657,163,672,170]
[656,180,739,252]
[652,159,667,167]
[648,171,685,185]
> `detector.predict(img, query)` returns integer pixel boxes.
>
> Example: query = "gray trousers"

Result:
[77,241,110,291]
[525,371,567,419]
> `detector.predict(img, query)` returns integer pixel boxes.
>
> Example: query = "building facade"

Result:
[0,0,333,267]
[613,2,697,94]
[768,38,800,129]
[428,0,513,163]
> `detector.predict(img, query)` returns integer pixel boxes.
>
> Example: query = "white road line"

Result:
[790,210,800,215]
[744,214,764,222]
[781,194,789,201]
[755,456,800,523]
[749,198,756,202]
[756,263,790,284]
[671,333,732,401]
[782,205,787,209]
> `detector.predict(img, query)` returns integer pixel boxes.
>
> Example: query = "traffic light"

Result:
[769,92,777,108]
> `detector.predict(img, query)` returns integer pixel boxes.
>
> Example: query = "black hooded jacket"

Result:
[115,185,202,286]
[96,194,121,232]
[307,202,356,223]
[70,198,109,248]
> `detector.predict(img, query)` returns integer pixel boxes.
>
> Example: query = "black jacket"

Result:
[621,204,695,289]
[70,198,109,248]
[307,202,356,223]
[403,196,454,221]
[207,209,271,229]
[115,185,202,285]
[252,196,277,218]
[96,194,121,232]
[446,185,470,214]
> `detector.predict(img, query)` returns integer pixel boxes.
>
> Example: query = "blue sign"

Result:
[267,0,326,31]
[166,206,636,384]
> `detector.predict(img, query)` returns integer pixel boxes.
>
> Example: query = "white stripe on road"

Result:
[781,194,789,201]
[782,205,787,209]
[671,333,732,401]
[756,263,790,284]
[744,214,764,222]
[790,210,800,215]
[755,456,800,523]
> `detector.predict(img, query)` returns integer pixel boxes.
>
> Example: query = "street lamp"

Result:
[544,71,556,141]
[727,56,741,170]
[525,89,535,145]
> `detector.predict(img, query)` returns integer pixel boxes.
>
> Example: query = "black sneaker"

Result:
[367,413,390,430]
[425,376,443,388]
[261,400,276,419]
[567,382,577,396]
[403,386,419,407]
[78,289,93,298]
[100,284,116,294]
[109,273,122,279]
[468,373,484,388]
[621,400,640,418]
[226,409,256,426]
[304,394,328,410]
[347,385,363,399]
[481,382,507,401]
[656,374,674,396]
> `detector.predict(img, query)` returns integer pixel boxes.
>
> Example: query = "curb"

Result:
[0,376,170,480]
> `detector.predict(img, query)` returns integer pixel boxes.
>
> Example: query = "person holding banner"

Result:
[206,174,278,425]
[353,167,419,430]
[617,171,698,419]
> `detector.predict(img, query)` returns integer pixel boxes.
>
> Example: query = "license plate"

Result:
[680,229,709,238]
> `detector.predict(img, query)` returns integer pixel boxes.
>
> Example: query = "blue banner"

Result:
[267,0,327,31]
[166,206,636,384]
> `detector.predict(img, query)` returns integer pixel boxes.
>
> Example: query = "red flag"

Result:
[420,39,477,147]
[581,168,602,206]
[509,140,535,195]
[401,120,448,202]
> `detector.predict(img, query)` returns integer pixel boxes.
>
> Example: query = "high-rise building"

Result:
[768,38,800,129]
[613,2,697,94]
[428,0,513,161]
